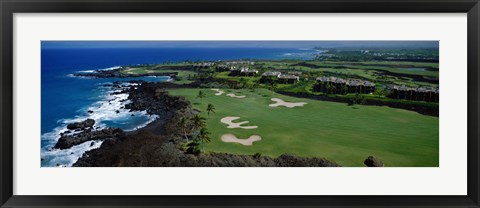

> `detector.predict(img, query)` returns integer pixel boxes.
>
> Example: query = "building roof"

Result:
[278,74,299,79]
[364,81,375,87]
[262,71,282,76]
[239,67,258,73]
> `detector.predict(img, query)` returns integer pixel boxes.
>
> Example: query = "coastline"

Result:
[40,81,159,167]
[72,81,340,167]
[73,68,180,79]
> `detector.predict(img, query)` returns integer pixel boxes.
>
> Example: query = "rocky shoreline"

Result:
[71,81,340,167]
[55,127,124,150]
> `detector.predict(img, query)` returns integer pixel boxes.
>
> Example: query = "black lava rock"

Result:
[364,156,384,167]
[66,119,95,130]
[54,128,124,150]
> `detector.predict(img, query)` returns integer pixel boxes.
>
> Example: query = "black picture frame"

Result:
[1,0,479,207]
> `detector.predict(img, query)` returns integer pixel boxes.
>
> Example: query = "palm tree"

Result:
[197,90,205,101]
[179,117,190,142]
[343,85,348,94]
[206,104,216,116]
[270,82,278,91]
[198,127,211,152]
[326,83,334,94]
[330,84,337,94]
[191,114,206,132]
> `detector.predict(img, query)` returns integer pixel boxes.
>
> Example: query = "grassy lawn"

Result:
[120,67,197,84]
[168,88,439,167]
[213,72,261,85]
[161,70,197,84]
[120,67,155,74]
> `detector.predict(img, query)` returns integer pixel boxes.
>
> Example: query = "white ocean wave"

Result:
[41,82,158,167]
[41,140,103,167]
[97,66,121,71]
[76,70,97,73]
[66,73,93,79]
[74,66,121,74]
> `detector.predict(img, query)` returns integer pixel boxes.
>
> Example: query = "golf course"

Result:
[169,88,439,167]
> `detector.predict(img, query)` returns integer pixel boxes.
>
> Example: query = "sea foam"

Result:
[41,81,158,167]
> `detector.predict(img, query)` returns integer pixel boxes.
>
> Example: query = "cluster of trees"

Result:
[313,81,375,95]
[315,83,349,94]
[315,48,439,62]
[176,113,211,153]
[174,90,219,154]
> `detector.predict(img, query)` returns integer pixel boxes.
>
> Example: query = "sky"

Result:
[42,41,439,49]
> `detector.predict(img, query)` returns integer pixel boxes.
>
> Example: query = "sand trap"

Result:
[221,134,262,146]
[226,93,246,98]
[269,98,307,108]
[220,116,257,129]
[211,89,224,96]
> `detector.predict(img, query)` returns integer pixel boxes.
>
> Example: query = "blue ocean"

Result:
[41,46,320,167]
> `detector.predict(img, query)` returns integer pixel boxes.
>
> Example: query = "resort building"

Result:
[229,67,258,77]
[262,71,282,77]
[387,85,439,102]
[314,76,375,94]
[278,74,300,84]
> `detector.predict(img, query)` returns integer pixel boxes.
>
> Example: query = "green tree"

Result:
[206,104,216,116]
[342,84,349,95]
[191,114,206,132]
[198,127,211,152]
[326,83,335,94]
[240,78,248,88]
[197,90,205,101]
[353,93,365,105]
[270,82,278,91]
[332,84,338,94]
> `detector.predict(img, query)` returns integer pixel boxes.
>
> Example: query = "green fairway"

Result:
[168,88,439,167]
[120,67,197,84]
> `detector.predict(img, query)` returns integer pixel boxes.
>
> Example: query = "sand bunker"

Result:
[220,116,257,129]
[221,134,262,146]
[211,89,224,96]
[226,93,246,98]
[269,98,307,108]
